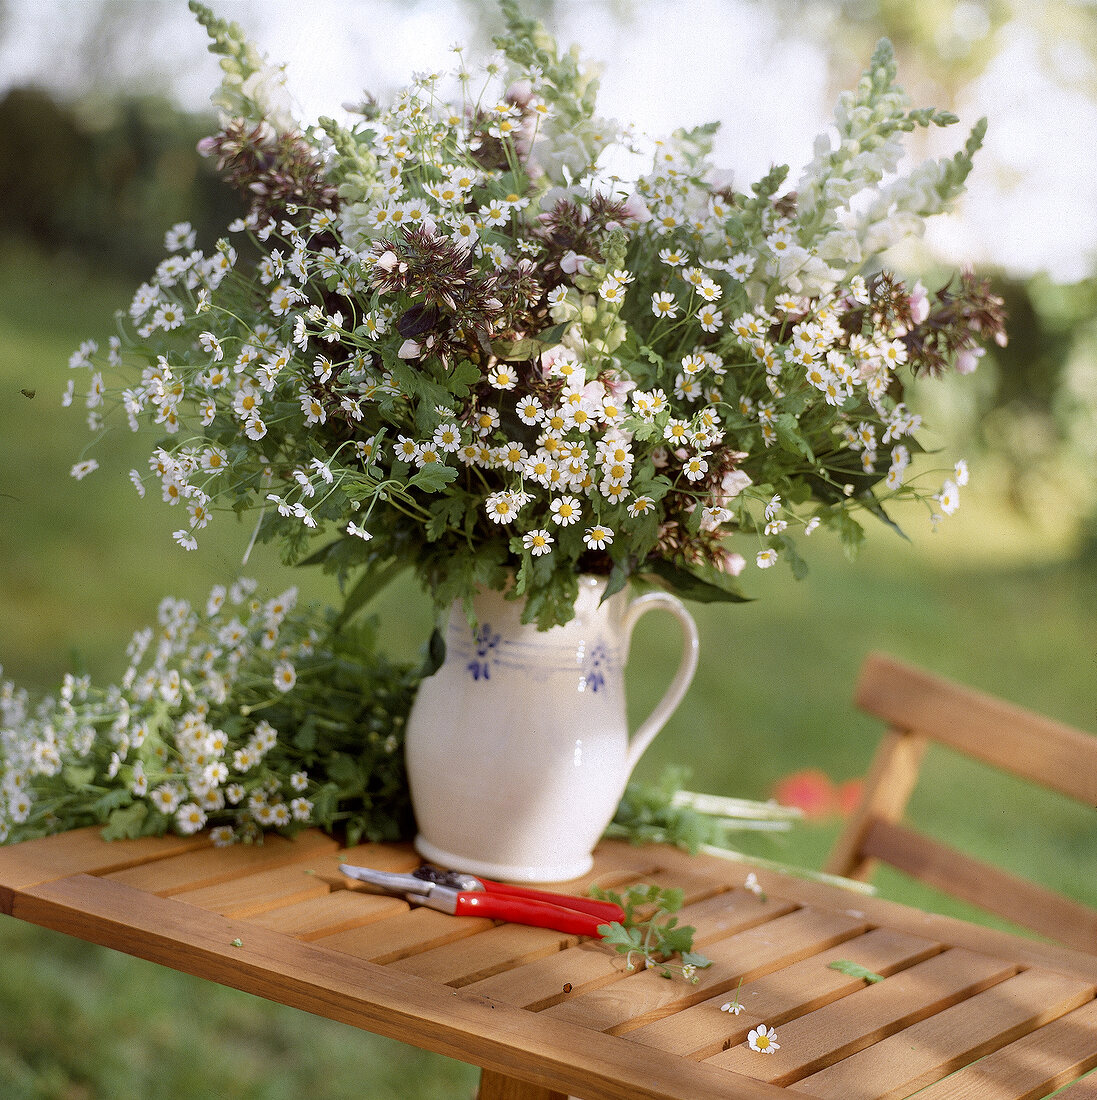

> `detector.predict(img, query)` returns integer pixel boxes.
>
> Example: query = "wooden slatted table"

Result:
[2,827,1096,1100]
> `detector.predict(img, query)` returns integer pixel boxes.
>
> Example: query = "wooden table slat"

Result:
[1054,1071,1097,1100]
[624,926,942,1058]
[0,826,208,904]
[9,870,772,1100]
[174,861,333,918]
[462,889,797,1011]
[321,903,501,964]
[646,843,1097,983]
[102,830,338,895]
[391,921,580,986]
[248,889,413,940]
[791,967,1096,1100]
[704,947,1018,1085]
[542,906,869,1035]
[911,997,1097,1100]
[5,828,1097,1100]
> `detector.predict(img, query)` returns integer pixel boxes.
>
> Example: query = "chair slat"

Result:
[862,819,1097,956]
[855,653,1097,805]
[830,653,1097,956]
[824,727,925,881]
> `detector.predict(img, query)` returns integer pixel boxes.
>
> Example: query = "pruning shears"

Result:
[339,863,624,938]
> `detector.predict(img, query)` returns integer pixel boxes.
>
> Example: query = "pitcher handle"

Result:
[622,591,699,773]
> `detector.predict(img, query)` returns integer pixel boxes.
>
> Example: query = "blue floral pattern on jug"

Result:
[467,623,501,681]
[579,643,609,693]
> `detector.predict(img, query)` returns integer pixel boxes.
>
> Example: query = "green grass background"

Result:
[2,243,1095,1098]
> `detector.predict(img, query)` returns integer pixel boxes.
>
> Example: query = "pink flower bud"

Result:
[717,549,746,576]
[506,79,533,107]
[908,281,930,325]
[720,470,753,498]
[619,192,652,224]
[955,347,984,375]
[560,251,591,276]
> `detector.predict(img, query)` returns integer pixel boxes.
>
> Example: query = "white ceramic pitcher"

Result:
[404,575,699,882]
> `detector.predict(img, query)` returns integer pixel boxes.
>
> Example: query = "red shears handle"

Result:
[453,891,610,937]
[476,878,624,923]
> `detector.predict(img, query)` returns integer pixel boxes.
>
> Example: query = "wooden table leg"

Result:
[476,1068,569,1100]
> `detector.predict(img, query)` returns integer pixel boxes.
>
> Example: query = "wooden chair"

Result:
[826,652,1097,955]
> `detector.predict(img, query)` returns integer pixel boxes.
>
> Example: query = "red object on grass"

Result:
[772,768,836,819]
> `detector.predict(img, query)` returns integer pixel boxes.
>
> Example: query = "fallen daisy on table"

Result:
[721,976,745,1014]
[748,1025,780,1054]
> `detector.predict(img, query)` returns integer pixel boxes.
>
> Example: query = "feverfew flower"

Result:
[937,479,960,516]
[522,529,554,556]
[583,524,613,550]
[748,1025,780,1054]
[70,459,99,480]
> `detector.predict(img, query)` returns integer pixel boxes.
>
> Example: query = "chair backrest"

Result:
[826,652,1097,955]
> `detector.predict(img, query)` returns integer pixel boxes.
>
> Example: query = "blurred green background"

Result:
[1,1,1096,1097]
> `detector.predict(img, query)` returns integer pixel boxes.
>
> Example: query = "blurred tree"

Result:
[0,87,243,277]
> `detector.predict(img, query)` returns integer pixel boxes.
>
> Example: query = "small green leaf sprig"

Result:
[828,959,884,982]
[589,883,713,981]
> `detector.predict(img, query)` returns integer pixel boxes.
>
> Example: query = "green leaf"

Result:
[444,359,482,399]
[408,463,458,493]
[859,494,910,542]
[421,627,447,677]
[828,959,885,983]
[775,413,815,462]
[295,537,344,568]
[93,787,137,817]
[100,802,149,841]
[63,764,96,790]
[599,559,631,605]
[334,559,408,630]
[491,337,542,361]
[825,508,866,559]
[646,559,751,604]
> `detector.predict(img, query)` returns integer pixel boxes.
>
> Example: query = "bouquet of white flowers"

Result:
[65,0,1004,631]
